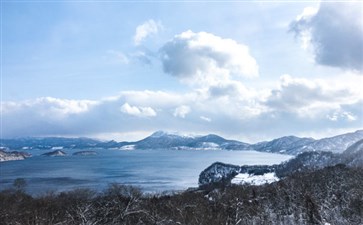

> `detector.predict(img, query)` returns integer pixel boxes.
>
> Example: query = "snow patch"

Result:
[120,145,135,150]
[231,172,279,185]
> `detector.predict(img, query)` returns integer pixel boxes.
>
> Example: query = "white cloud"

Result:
[1,97,97,118]
[173,105,191,118]
[134,19,163,45]
[120,103,156,117]
[293,7,318,50]
[290,2,363,71]
[295,6,318,21]
[327,111,357,122]
[200,116,211,122]
[160,30,258,87]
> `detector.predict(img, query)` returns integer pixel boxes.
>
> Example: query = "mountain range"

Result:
[1,130,362,156]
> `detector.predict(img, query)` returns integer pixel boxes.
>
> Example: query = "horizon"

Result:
[1,1,362,143]
[1,128,362,144]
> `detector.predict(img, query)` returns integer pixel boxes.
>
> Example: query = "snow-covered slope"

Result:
[132,131,250,150]
[252,136,314,154]
[341,138,363,167]
[290,130,363,154]
[252,130,363,155]
[42,150,67,157]
[0,150,31,162]
[231,172,279,185]
[340,137,363,155]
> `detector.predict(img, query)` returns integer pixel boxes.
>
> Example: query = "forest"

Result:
[1,164,362,225]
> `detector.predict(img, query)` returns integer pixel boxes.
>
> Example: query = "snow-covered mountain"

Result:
[1,130,362,155]
[341,138,363,167]
[252,136,314,154]
[291,130,363,154]
[136,130,363,154]
[128,131,250,150]
[0,137,101,150]
[252,130,363,155]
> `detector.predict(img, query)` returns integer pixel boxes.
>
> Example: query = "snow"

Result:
[200,142,220,148]
[231,172,279,185]
[0,155,25,162]
[120,145,135,150]
[0,150,30,162]
[150,130,200,139]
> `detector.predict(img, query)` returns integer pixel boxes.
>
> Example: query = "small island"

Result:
[42,150,67,157]
[72,151,98,156]
[0,150,31,162]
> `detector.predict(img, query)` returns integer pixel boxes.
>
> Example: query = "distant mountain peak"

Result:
[150,130,174,138]
[149,130,198,139]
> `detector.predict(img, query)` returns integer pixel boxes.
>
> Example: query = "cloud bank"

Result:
[2,72,361,141]
[290,2,363,71]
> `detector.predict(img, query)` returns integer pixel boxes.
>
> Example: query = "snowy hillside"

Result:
[290,130,363,154]
[199,138,363,187]
[253,130,363,155]
[0,150,31,162]
[252,136,314,154]
[131,131,250,150]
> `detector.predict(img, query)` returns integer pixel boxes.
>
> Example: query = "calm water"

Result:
[0,149,292,195]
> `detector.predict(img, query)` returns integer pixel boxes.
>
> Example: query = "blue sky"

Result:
[1,1,362,142]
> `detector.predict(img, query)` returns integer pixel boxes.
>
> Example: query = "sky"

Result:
[1,1,363,142]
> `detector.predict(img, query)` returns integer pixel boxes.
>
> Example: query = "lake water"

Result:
[0,149,292,195]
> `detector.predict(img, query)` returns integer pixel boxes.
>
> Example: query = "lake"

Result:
[0,149,292,195]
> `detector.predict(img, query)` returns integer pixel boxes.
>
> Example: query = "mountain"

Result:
[132,129,363,154]
[0,137,102,150]
[252,130,363,155]
[341,138,363,167]
[0,131,249,151]
[130,131,250,150]
[290,130,363,154]
[252,136,314,154]
[1,130,362,154]
[343,138,363,155]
